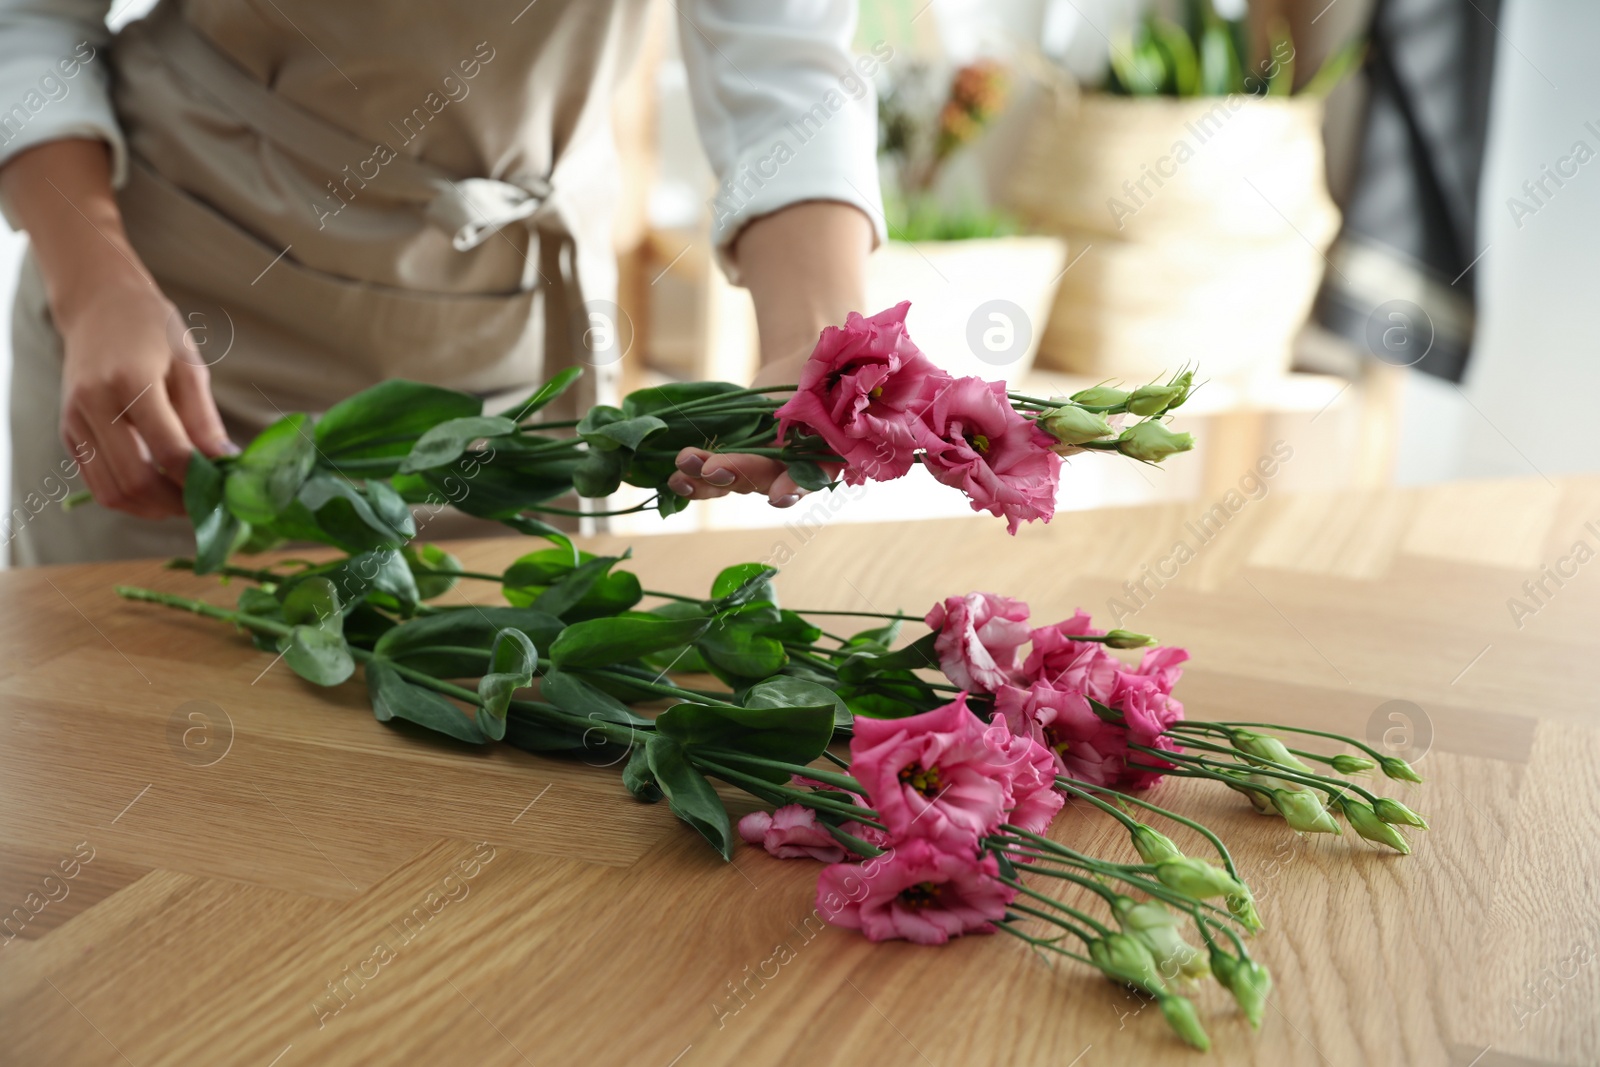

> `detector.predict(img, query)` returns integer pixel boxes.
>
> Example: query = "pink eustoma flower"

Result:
[913,376,1062,534]
[983,719,1065,835]
[925,592,1031,693]
[815,837,1014,944]
[850,695,1012,847]
[1022,619,1123,703]
[738,805,853,863]
[992,678,1182,791]
[774,301,949,485]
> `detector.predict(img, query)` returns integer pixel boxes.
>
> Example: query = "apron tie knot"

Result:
[425,176,554,251]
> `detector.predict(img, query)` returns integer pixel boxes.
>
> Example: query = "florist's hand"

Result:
[669,351,815,508]
[58,275,235,519]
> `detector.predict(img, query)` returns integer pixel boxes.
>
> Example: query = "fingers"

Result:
[168,359,236,458]
[61,410,183,519]
[669,447,805,507]
[123,385,199,487]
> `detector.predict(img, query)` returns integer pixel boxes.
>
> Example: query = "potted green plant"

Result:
[868,60,1068,380]
[1008,3,1363,382]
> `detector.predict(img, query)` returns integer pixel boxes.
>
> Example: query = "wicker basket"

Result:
[1008,90,1339,382]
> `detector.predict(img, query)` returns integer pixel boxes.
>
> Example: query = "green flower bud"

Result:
[1331,753,1378,775]
[1163,369,1195,410]
[1113,898,1209,980]
[1272,789,1342,835]
[1231,729,1314,773]
[1159,994,1212,1051]
[1219,770,1276,814]
[1089,932,1168,994]
[1039,405,1115,445]
[1379,756,1424,783]
[1339,797,1411,854]
[1116,420,1195,463]
[1226,889,1264,932]
[1373,797,1429,829]
[1225,956,1273,1029]
[1104,628,1155,649]
[1126,382,1186,416]
[1070,384,1130,408]
[1130,824,1184,864]
[1155,856,1247,900]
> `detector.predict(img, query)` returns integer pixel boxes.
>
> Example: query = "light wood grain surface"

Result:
[3,476,1599,1067]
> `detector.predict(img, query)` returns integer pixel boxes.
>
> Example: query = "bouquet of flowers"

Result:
[177,302,1194,580]
[111,305,1426,1051]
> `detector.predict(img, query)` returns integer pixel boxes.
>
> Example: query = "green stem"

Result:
[1002,879,1112,938]
[1062,779,1243,882]
[691,757,885,828]
[1172,720,1397,767]
[995,921,1094,966]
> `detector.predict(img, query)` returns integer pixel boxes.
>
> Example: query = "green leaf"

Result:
[184,451,246,574]
[510,366,585,419]
[638,602,713,673]
[1199,19,1242,96]
[583,413,668,453]
[1266,20,1295,96]
[224,414,316,524]
[497,515,576,561]
[279,625,355,686]
[571,447,626,498]
[374,607,564,678]
[297,472,412,543]
[366,660,488,744]
[365,479,416,538]
[744,676,849,728]
[698,625,787,681]
[848,618,903,649]
[549,614,713,670]
[477,628,537,739]
[784,459,834,492]
[281,548,420,616]
[503,714,591,753]
[1149,15,1199,95]
[399,416,519,474]
[539,669,653,726]
[502,549,642,621]
[405,543,462,600]
[646,735,732,858]
[710,563,777,603]
[282,575,340,628]
[622,743,663,802]
[655,697,834,780]
[315,381,482,462]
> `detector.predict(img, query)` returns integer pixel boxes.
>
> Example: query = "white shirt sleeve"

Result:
[0,0,122,198]
[677,0,888,283]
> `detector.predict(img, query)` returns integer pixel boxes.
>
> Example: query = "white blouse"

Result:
[0,0,886,278]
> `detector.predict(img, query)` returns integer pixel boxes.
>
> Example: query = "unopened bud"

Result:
[1340,797,1411,853]
[1070,384,1130,409]
[1089,932,1168,994]
[1130,824,1184,864]
[1379,756,1424,783]
[1272,789,1342,835]
[1226,890,1263,932]
[1155,856,1246,900]
[1220,954,1272,1029]
[1231,729,1313,773]
[1163,369,1195,410]
[1373,797,1429,829]
[1104,628,1155,649]
[1159,994,1211,1051]
[1116,420,1194,463]
[1113,897,1209,980]
[1039,405,1114,445]
[1331,753,1377,775]
[1126,382,1186,416]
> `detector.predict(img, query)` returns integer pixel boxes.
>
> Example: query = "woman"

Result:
[0,0,883,564]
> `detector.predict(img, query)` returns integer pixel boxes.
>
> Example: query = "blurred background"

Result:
[4,0,1597,551]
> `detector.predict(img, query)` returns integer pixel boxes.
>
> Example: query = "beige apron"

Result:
[7,0,645,565]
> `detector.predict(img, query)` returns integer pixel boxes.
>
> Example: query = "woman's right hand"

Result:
[2,138,235,520]
[56,272,235,519]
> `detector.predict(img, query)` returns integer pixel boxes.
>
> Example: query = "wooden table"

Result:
[3,476,1598,1066]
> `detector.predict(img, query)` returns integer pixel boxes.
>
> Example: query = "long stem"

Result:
[1172,720,1397,766]
[1063,779,1243,882]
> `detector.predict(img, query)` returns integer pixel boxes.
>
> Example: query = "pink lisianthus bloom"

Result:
[1022,619,1122,703]
[983,719,1065,835]
[774,301,949,485]
[913,376,1062,534]
[738,805,852,863]
[925,592,1031,693]
[992,678,1183,790]
[738,775,890,862]
[815,837,1014,944]
[1127,645,1190,695]
[850,695,1014,847]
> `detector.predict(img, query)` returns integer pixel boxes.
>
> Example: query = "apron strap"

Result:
[137,4,551,252]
